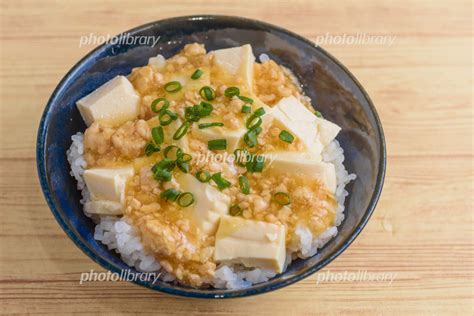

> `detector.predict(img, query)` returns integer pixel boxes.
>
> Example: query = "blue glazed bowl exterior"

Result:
[37,15,386,298]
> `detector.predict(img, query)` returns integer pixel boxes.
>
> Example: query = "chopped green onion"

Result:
[314,110,323,118]
[144,142,160,156]
[177,192,194,207]
[208,139,227,150]
[177,161,189,173]
[243,129,258,147]
[198,122,224,129]
[164,81,182,93]
[254,126,263,135]
[160,188,180,201]
[273,192,291,205]
[151,158,176,181]
[163,145,182,160]
[238,95,254,104]
[191,69,203,80]
[199,86,215,101]
[241,105,251,113]
[151,98,169,113]
[196,101,213,117]
[279,130,294,144]
[152,158,176,172]
[253,156,265,172]
[153,169,172,182]
[151,126,164,144]
[173,121,190,140]
[224,86,240,97]
[184,106,200,122]
[229,205,243,216]
[159,109,178,126]
[211,172,231,190]
[238,175,250,194]
[253,107,266,117]
[178,153,192,163]
[246,116,263,130]
[247,155,265,173]
[195,170,211,183]
[234,148,249,167]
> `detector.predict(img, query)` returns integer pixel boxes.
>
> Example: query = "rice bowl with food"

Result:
[67,43,356,289]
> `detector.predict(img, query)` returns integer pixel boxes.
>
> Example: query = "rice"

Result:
[67,130,356,289]
[94,216,161,272]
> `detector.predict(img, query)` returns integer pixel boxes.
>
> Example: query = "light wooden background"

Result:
[0,0,472,315]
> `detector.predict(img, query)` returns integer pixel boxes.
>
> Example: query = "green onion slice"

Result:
[164,81,182,93]
[314,110,323,118]
[253,156,265,172]
[238,175,250,194]
[151,98,169,113]
[211,172,231,190]
[229,205,243,216]
[273,192,291,205]
[253,107,266,117]
[195,170,211,182]
[159,109,178,126]
[144,142,160,156]
[160,188,180,201]
[246,116,263,130]
[279,130,294,144]
[196,101,213,117]
[178,153,192,163]
[241,105,251,113]
[246,155,265,173]
[238,95,254,104]
[151,158,176,174]
[177,161,189,173]
[224,86,240,97]
[208,139,227,151]
[151,126,164,144]
[234,148,249,167]
[177,192,194,207]
[198,122,224,129]
[243,130,258,148]
[184,106,200,122]
[173,121,190,140]
[163,145,183,160]
[191,69,203,80]
[199,86,215,101]
[153,169,172,182]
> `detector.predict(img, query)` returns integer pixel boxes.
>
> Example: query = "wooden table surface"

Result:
[1,0,472,315]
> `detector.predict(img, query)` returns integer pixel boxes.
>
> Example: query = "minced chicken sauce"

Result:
[83,43,336,287]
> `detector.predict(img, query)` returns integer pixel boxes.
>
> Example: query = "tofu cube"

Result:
[176,173,230,235]
[191,121,246,153]
[84,200,123,215]
[83,166,134,205]
[315,117,342,146]
[210,44,255,91]
[214,215,287,273]
[265,151,337,193]
[76,76,140,126]
[269,96,341,154]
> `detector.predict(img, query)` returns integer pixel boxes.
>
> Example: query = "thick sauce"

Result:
[83,43,336,287]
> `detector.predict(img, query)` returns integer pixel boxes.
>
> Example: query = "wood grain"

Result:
[0,0,472,315]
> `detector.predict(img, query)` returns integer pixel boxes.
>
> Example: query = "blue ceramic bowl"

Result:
[37,15,386,298]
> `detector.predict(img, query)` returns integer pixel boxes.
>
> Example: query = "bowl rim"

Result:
[36,14,386,299]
